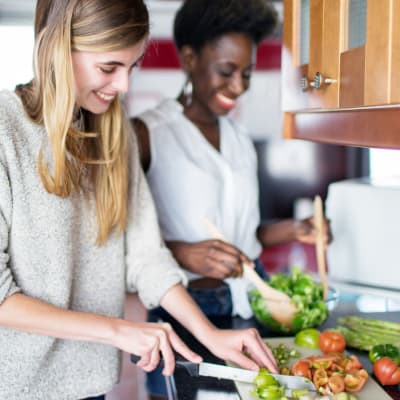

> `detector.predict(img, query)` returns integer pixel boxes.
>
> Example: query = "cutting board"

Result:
[233,337,392,400]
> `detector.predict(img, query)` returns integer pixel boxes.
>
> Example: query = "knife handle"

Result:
[130,354,200,377]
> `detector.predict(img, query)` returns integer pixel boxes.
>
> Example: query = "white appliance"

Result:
[326,177,400,295]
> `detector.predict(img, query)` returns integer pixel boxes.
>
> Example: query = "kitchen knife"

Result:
[130,355,316,391]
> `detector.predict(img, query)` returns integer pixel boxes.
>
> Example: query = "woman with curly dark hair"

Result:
[133,1,327,397]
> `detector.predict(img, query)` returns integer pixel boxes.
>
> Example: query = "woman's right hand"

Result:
[113,320,202,375]
[166,240,251,279]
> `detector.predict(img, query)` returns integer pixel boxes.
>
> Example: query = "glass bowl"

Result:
[248,283,339,335]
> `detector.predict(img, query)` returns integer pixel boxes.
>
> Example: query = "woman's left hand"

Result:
[202,327,279,373]
[295,216,332,245]
[161,285,278,373]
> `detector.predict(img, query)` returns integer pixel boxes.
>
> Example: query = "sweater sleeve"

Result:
[125,133,187,309]
[0,126,21,304]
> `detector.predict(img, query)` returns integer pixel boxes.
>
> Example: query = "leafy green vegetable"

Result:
[249,268,329,334]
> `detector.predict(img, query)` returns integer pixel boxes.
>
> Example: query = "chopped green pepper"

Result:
[256,384,285,400]
[291,388,310,399]
[253,373,279,387]
[369,344,400,364]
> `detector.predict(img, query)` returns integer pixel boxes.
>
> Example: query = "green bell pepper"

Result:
[369,344,400,364]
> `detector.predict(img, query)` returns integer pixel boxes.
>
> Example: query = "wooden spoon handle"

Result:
[203,218,290,302]
[314,195,328,300]
[242,263,289,301]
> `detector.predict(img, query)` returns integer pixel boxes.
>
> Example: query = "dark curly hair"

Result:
[173,0,278,52]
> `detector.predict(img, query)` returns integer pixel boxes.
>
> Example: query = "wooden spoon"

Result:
[203,218,296,328]
[314,195,329,300]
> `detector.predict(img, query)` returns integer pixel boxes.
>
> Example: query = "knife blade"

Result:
[197,362,316,391]
[130,355,316,391]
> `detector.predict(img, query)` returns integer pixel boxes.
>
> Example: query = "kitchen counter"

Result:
[164,309,400,400]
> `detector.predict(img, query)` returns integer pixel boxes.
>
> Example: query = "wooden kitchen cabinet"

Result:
[282,0,400,148]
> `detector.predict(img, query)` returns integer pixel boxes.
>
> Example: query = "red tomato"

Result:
[373,356,400,386]
[318,331,346,353]
[345,355,363,371]
[313,367,328,388]
[291,359,312,379]
[311,354,338,370]
[344,369,369,392]
[328,374,345,394]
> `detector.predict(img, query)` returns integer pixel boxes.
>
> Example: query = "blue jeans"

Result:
[81,396,105,400]
[146,258,268,397]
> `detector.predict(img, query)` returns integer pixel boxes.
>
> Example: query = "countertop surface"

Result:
[166,307,400,400]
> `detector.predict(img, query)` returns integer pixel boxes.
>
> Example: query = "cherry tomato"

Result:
[311,354,338,370]
[344,355,363,371]
[328,374,345,394]
[313,367,328,388]
[344,369,369,392]
[318,330,346,353]
[373,356,400,386]
[291,359,312,379]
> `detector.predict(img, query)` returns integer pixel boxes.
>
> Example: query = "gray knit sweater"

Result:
[0,90,186,400]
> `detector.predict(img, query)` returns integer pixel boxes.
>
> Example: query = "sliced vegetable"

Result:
[294,328,320,349]
[313,367,328,388]
[256,384,285,399]
[291,359,312,379]
[344,355,363,372]
[343,369,368,392]
[268,342,300,367]
[290,352,368,395]
[328,374,345,394]
[369,344,400,364]
[253,371,286,400]
[318,330,346,353]
[373,356,400,386]
[291,388,310,399]
[253,372,279,388]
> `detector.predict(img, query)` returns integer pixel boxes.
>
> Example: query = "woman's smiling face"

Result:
[187,32,256,120]
[71,38,147,114]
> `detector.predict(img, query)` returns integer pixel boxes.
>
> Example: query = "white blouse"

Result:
[138,99,263,318]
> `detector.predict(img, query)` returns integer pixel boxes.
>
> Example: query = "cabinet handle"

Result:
[310,71,337,89]
[300,75,310,92]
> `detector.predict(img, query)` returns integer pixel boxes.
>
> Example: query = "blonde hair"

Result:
[16,0,149,244]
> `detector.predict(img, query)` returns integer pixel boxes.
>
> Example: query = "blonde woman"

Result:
[0,0,277,399]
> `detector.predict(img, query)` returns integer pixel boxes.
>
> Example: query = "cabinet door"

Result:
[364,0,400,105]
[340,0,400,107]
[339,0,367,107]
[282,0,310,111]
[282,0,344,111]
[282,0,400,148]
